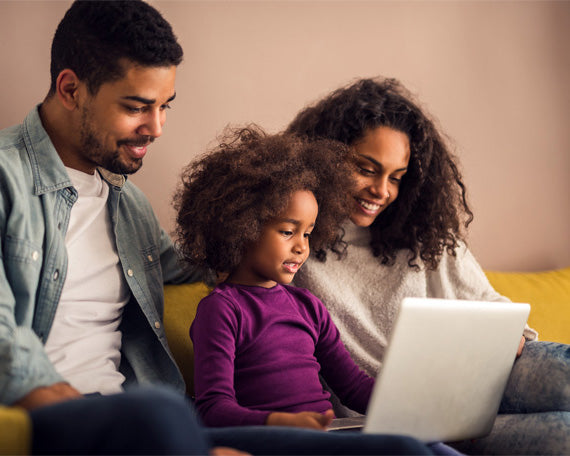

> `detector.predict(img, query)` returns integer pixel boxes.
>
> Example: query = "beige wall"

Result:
[1,1,569,272]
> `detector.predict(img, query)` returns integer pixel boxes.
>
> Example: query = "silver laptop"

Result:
[328,297,530,442]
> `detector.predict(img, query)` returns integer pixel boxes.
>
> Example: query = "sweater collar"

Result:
[342,220,371,247]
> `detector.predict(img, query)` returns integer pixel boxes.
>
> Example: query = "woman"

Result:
[287,77,569,455]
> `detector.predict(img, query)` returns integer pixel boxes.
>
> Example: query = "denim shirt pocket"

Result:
[140,244,164,313]
[3,236,43,320]
[141,245,160,271]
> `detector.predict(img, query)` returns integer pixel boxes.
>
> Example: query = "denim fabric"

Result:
[0,107,205,404]
[207,426,436,455]
[32,385,437,456]
[31,386,211,455]
[452,341,570,454]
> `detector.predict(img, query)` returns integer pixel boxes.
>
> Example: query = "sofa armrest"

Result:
[0,406,31,455]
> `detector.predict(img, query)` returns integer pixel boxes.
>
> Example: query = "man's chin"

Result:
[104,158,143,175]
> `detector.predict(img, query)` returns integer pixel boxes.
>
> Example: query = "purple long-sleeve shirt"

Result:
[190,282,374,427]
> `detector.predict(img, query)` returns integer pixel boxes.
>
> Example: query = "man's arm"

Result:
[157,227,214,285]
[0,237,72,407]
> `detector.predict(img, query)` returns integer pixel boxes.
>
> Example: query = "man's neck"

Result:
[39,98,95,175]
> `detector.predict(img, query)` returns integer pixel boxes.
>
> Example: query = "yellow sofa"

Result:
[2,267,568,454]
[163,267,570,396]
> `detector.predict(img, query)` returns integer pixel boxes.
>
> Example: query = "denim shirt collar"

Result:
[23,105,126,194]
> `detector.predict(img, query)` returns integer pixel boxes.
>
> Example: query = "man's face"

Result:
[75,63,177,175]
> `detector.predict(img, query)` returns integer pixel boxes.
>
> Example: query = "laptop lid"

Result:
[362,297,530,442]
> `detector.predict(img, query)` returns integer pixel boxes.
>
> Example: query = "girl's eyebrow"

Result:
[278,218,315,228]
[359,154,408,173]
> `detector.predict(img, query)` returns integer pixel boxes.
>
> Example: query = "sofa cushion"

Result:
[485,267,570,344]
[163,282,211,396]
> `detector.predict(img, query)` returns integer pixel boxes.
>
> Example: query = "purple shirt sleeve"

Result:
[190,292,272,426]
[298,287,374,413]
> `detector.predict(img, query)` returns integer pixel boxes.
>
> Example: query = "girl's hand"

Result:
[516,335,526,357]
[266,409,335,430]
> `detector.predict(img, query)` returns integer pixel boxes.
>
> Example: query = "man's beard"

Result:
[79,108,148,175]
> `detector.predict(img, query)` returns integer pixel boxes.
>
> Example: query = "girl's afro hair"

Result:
[174,125,357,274]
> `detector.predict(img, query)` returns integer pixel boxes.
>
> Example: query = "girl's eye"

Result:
[304,232,312,239]
[280,230,293,237]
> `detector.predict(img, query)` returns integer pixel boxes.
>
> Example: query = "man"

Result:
[0,0,203,410]
[0,1,222,453]
[0,2,434,454]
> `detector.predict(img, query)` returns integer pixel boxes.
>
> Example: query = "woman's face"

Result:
[350,126,410,227]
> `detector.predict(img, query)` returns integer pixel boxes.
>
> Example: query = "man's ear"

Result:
[55,69,84,111]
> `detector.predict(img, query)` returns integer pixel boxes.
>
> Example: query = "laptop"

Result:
[328,297,530,442]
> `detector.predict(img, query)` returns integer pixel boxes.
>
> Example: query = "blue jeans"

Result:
[31,387,210,455]
[207,427,435,455]
[30,386,434,455]
[451,341,570,455]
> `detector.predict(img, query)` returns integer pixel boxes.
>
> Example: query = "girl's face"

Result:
[350,126,410,227]
[229,190,318,288]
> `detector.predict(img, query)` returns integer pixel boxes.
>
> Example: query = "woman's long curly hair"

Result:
[173,126,356,274]
[287,77,473,270]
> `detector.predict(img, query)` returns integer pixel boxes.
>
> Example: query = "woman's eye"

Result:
[390,176,402,184]
[304,232,312,238]
[358,166,375,176]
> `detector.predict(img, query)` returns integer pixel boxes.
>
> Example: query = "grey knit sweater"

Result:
[295,222,537,379]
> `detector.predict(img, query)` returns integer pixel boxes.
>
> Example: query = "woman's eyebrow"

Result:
[360,154,407,172]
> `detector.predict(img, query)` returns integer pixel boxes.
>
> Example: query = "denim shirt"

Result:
[0,107,204,404]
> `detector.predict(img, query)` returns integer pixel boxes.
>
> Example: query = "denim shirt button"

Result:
[154,321,161,329]
[147,254,153,262]
[53,270,59,280]
[127,269,134,277]
[31,251,39,261]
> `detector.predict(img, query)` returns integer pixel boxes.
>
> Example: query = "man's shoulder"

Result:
[0,124,25,160]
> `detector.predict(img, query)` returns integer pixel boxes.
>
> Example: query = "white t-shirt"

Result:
[44,168,129,394]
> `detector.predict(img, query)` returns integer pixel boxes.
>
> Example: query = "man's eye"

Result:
[160,103,172,111]
[125,106,143,113]
[304,232,312,238]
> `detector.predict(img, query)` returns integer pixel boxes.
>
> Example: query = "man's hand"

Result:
[516,335,526,357]
[266,409,334,430]
[13,382,82,411]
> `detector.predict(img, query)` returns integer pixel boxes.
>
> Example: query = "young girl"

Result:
[174,126,375,429]
[286,77,569,454]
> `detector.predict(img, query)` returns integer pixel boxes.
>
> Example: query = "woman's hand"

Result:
[266,409,335,430]
[516,335,526,357]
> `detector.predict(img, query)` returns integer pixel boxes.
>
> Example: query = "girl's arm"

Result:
[190,293,272,427]
[311,294,375,414]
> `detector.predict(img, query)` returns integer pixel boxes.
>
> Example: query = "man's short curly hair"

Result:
[49,0,183,95]
[287,77,473,270]
[174,126,356,274]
